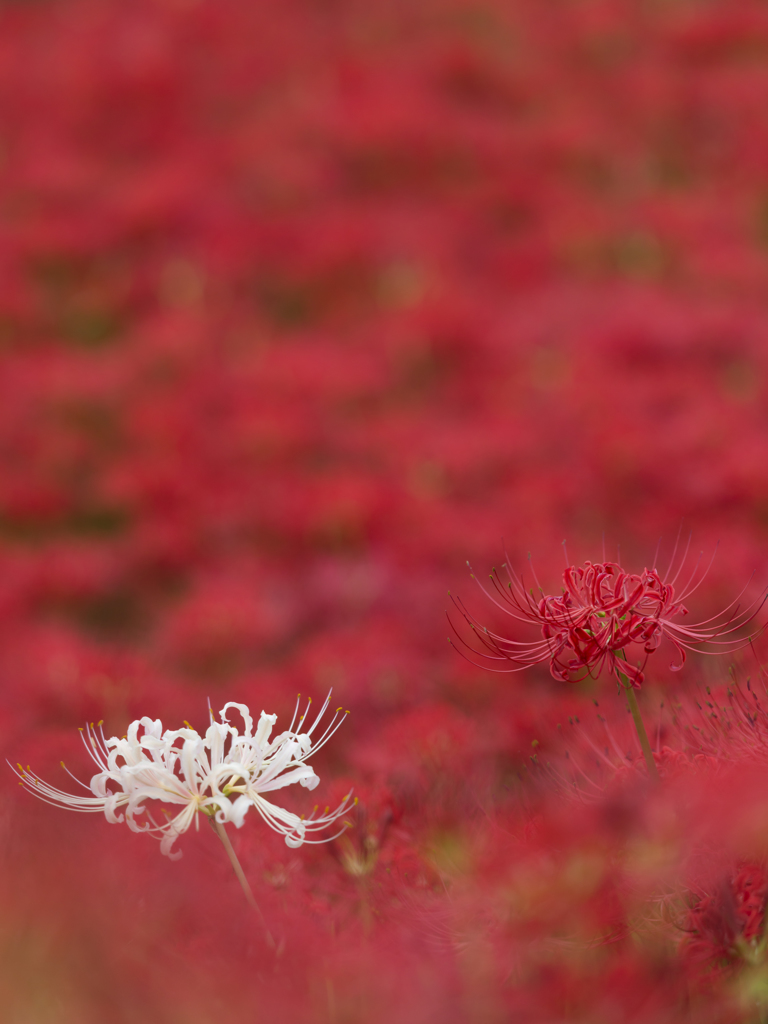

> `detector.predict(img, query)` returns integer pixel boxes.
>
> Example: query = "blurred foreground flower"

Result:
[12,694,353,859]
[682,862,768,977]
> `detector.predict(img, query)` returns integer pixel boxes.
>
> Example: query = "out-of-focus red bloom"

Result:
[682,863,768,975]
[452,550,764,687]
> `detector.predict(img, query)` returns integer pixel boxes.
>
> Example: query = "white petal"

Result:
[256,765,318,793]
[253,711,277,749]
[220,702,255,739]
[225,794,253,829]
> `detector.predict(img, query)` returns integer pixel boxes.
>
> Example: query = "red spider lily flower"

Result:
[450,543,766,688]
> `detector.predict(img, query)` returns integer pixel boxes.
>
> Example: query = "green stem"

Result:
[619,673,659,781]
[209,817,275,948]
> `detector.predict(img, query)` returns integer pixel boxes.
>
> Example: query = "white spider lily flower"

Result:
[12,694,353,859]
[217,693,353,848]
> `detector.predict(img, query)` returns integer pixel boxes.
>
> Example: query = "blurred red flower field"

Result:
[4,0,768,1020]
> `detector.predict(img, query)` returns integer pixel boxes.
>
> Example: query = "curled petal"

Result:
[220,702,255,739]
[224,795,253,829]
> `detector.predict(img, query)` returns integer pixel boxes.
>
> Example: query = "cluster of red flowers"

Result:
[3,0,768,1019]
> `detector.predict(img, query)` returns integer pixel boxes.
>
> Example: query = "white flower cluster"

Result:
[13,695,352,858]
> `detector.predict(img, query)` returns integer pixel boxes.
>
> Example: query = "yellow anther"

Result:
[60,761,66,768]
[78,727,83,732]
[353,797,359,805]
[184,720,193,730]
[97,720,103,727]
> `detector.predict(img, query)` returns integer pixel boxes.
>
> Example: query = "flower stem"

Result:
[619,674,659,782]
[209,817,275,948]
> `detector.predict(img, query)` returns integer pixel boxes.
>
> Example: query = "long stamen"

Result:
[286,694,302,734]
